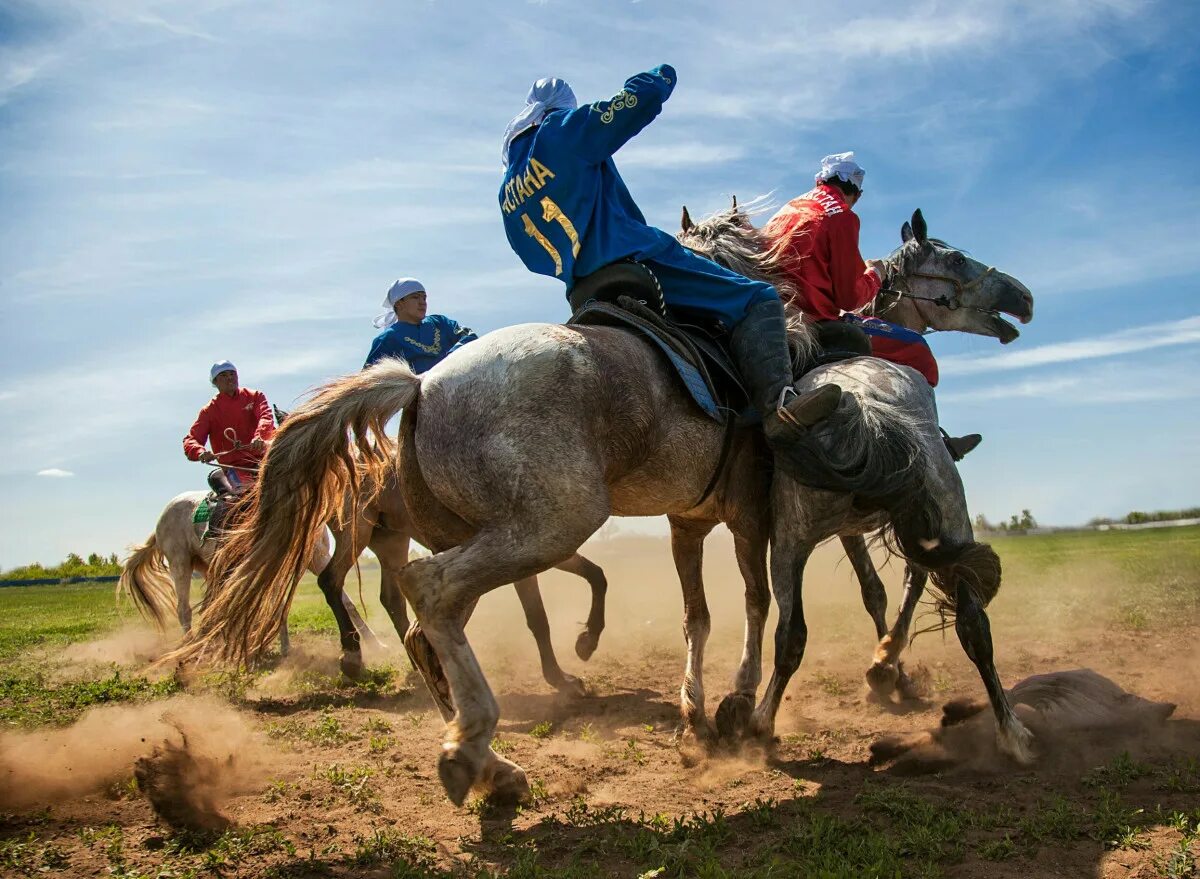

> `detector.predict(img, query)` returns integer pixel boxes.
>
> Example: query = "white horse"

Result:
[119,490,374,654]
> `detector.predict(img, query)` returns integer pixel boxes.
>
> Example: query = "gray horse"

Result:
[319,469,608,693]
[165,211,1034,806]
[679,203,1035,708]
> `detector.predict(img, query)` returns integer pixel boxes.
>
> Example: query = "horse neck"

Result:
[869,291,926,333]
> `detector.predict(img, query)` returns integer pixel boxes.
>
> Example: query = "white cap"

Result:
[209,360,236,383]
[501,77,578,166]
[374,278,426,329]
[815,151,866,191]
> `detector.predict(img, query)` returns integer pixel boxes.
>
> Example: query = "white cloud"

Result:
[618,142,746,170]
[940,316,1200,377]
[37,468,74,478]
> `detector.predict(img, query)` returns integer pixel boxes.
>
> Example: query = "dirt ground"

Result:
[2,530,1198,878]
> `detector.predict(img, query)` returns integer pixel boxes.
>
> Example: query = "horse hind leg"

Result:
[513,576,587,697]
[402,509,606,806]
[866,564,928,701]
[552,553,608,661]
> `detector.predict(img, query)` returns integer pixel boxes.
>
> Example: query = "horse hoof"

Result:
[714,693,754,742]
[488,759,531,806]
[340,652,365,681]
[574,630,600,662]
[998,720,1036,766]
[865,661,899,698]
[438,746,478,807]
[553,673,589,699]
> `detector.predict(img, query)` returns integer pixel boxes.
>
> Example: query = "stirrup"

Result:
[777,384,842,429]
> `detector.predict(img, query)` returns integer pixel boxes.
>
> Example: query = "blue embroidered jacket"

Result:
[499,65,679,286]
[364,315,477,373]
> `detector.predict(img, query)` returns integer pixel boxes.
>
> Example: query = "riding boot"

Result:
[203,468,234,542]
[731,299,843,447]
[942,431,983,462]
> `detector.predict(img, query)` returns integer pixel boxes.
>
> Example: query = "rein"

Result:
[877,261,999,322]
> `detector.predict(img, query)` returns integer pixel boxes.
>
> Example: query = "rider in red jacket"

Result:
[183,360,275,495]
[765,153,980,460]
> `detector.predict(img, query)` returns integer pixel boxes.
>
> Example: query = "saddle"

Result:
[567,263,750,423]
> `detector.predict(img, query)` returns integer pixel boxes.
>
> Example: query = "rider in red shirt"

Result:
[765,153,980,460]
[183,360,275,499]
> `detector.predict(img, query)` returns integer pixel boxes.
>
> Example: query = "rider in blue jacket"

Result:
[499,65,843,466]
[365,278,477,372]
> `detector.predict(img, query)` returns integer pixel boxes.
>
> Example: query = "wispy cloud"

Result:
[940,316,1200,377]
[36,468,74,478]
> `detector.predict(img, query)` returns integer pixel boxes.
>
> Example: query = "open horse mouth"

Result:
[989,310,1023,344]
[988,280,1034,344]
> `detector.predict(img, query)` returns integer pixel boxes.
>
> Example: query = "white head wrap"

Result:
[815,151,866,191]
[373,278,426,329]
[500,77,578,167]
[209,359,236,383]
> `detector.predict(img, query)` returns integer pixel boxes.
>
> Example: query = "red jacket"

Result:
[763,183,881,320]
[870,335,939,387]
[183,388,275,472]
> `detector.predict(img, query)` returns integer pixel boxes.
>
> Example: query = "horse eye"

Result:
[953,254,966,266]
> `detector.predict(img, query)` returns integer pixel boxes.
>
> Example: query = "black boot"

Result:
[731,299,843,447]
[942,431,982,462]
[203,468,235,542]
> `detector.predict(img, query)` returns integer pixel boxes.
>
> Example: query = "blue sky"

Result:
[2,0,1198,567]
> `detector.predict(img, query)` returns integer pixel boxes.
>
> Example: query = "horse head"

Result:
[880,209,1034,344]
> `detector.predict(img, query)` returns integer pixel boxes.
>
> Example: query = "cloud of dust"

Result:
[60,624,171,669]
[0,696,269,827]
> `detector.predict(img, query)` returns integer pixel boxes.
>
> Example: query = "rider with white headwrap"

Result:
[498,65,848,474]
[765,153,981,460]
[364,278,477,372]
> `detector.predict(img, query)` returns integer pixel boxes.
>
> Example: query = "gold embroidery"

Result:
[540,197,580,258]
[404,326,442,355]
[522,213,563,275]
[596,89,639,124]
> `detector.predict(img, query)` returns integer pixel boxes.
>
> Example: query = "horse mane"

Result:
[677,197,816,364]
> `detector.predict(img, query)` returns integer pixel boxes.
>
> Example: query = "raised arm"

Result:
[558,65,677,164]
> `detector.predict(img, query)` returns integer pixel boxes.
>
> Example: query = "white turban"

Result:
[501,77,578,167]
[815,151,866,190]
[373,278,426,329]
[209,359,236,383]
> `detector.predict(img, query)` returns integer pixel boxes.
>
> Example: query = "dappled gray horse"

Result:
[164,207,1034,804]
[679,203,1034,707]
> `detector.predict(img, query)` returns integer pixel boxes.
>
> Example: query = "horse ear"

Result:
[901,221,913,243]
[911,209,928,243]
[731,194,738,212]
[681,205,693,233]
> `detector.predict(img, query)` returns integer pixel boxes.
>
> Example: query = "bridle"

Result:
[877,254,999,318]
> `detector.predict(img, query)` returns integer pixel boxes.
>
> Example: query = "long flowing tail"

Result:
[117,533,174,631]
[159,359,421,668]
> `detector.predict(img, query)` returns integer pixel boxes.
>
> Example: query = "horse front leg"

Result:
[669,516,717,742]
[552,553,608,661]
[513,576,587,697]
[948,546,1034,764]
[842,534,888,640]
[317,562,364,679]
[714,518,770,743]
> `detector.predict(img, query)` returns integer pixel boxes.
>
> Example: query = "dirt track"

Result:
[2,530,1198,877]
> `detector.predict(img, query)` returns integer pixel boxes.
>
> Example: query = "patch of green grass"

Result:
[530,720,554,739]
[0,669,181,727]
[318,763,380,812]
[1083,751,1153,789]
[977,834,1017,861]
[351,828,437,868]
[0,832,70,874]
[814,672,849,697]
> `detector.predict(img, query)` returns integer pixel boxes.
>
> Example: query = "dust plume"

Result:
[60,624,171,668]
[0,696,268,827]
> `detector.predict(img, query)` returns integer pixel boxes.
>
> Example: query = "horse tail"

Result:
[159,359,421,669]
[117,533,174,631]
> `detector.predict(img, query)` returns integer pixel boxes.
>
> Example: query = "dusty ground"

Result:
[1,528,1198,878]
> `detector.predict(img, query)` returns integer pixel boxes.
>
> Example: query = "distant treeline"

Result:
[0,552,122,582]
[1088,507,1200,527]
